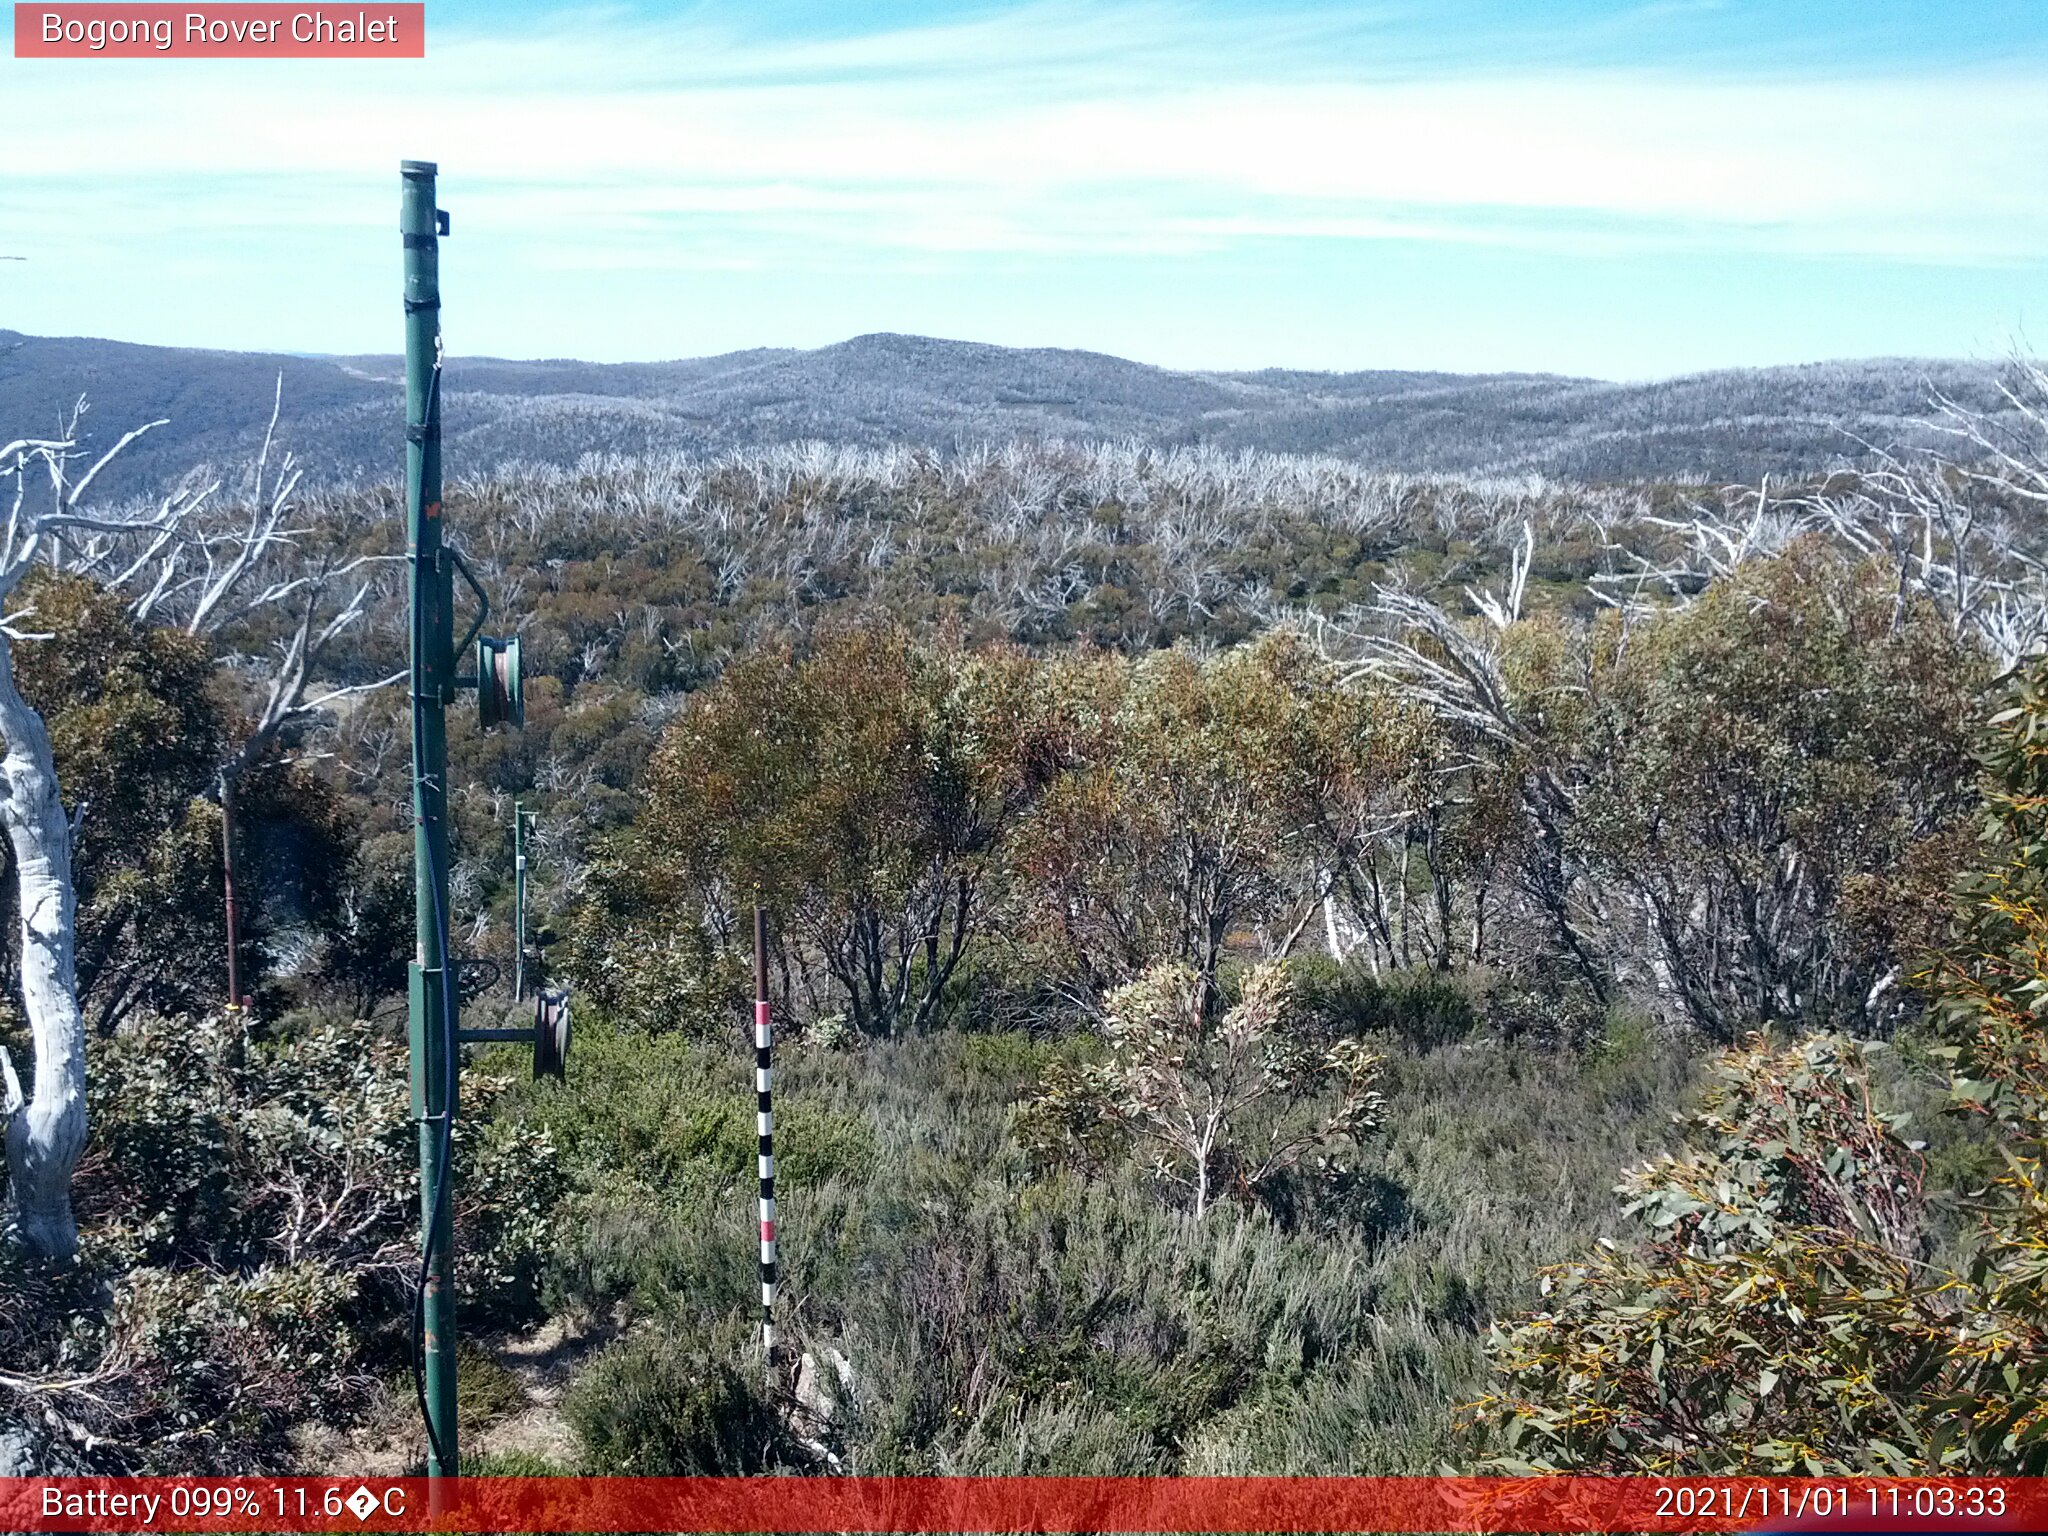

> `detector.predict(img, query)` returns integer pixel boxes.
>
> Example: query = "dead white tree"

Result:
[1466,519,1533,630]
[1310,579,1610,997]
[1583,366,2048,666]
[1587,477,1803,612]
[64,384,403,1009]
[76,380,406,794]
[0,413,209,1260]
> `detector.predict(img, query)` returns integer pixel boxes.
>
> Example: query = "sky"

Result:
[2,0,2045,378]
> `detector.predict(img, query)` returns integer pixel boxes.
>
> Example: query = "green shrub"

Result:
[1581,1007,1654,1075]
[10,1012,564,1469]
[562,903,741,1040]
[505,1016,874,1198]
[1291,958,1479,1051]
[1467,666,2048,1475]
[566,1328,788,1474]
[1376,970,1482,1050]
[1470,1035,1947,1474]
[956,1030,1049,1086]
[1471,961,1606,1048]
[462,1448,573,1477]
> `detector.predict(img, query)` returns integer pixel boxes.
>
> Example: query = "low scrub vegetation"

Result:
[2,1011,559,1470]
[6,392,2048,1476]
[491,998,1697,1474]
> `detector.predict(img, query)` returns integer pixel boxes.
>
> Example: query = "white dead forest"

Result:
[2,358,2048,1477]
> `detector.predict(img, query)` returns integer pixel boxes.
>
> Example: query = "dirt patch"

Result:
[294,1305,626,1475]
[469,1305,627,1468]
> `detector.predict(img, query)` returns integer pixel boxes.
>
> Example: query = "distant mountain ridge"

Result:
[0,328,2010,498]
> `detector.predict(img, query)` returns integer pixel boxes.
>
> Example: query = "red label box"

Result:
[14,4,425,57]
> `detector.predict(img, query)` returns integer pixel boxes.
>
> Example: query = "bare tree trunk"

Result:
[0,640,84,1262]
[1321,882,1347,965]
[1191,1111,1219,1221]
[1394,837,1411,967]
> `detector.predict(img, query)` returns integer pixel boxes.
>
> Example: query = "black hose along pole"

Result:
[402,158,459,1480]
[513,800,529,1003]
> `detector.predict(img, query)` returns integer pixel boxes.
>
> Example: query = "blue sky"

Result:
[3,0,2045,377]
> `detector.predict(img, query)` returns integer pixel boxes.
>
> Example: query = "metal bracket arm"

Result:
[446,545,491,667]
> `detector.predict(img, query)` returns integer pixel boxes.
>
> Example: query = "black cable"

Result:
[407,346,460,1477]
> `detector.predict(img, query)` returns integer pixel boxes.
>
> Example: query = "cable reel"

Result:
[478,634,523,729]
[533,987,572,1082]
[453,986,571,1081]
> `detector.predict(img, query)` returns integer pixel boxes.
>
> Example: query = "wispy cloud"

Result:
[4,0,2043,272]
[1,0,2042,373]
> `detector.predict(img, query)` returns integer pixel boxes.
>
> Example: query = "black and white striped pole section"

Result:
[753,905,777,1376]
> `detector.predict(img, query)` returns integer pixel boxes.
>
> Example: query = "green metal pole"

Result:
[513,801,527,1003]
[401,158,458,1480]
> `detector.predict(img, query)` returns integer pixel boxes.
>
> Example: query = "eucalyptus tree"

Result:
[0,412,204,1259]
[586,624,1080,1038]
[1318,528,1985,1037]
[1577,543,1983,1035]
[1314,553,1612,1001]
[1015,636,1336,1003]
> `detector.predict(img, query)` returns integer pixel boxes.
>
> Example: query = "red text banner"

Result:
[13,5,425,57]
[0,1475,2038,1533]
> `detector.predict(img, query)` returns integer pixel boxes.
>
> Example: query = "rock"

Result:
[0,1413,91,1476]
[793,1347,854,1425]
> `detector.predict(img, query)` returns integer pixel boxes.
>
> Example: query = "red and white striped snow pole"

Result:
[753,905,777,1372]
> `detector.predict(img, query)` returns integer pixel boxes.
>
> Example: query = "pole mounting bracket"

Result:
[445,545,491,662]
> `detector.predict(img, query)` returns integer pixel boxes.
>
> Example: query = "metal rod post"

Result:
[754,905,777,1379]
[220,777,242,1010]
[513,801,527,1003]
[402,157,458,1480]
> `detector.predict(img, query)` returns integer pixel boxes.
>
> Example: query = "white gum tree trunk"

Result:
[0,637,84,1262]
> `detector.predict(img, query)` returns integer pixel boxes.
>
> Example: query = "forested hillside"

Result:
[0,327,2015,500]
[3,364,2048,1478]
